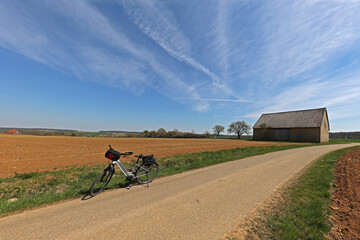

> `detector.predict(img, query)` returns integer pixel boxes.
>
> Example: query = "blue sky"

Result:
[1,0,360,133]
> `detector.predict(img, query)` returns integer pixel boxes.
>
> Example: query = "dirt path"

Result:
[0,144,357,240]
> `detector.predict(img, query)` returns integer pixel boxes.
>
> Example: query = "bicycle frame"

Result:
[113,159,133,177]
[111,158,149,179]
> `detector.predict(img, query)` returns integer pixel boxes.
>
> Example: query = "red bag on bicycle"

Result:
[105,149,121,161]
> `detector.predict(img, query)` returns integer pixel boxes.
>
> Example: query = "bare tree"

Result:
[227,121,251,139]
[204,131,211,138]
[212,125,225,136]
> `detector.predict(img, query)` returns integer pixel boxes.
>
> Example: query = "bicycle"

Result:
[89,145,159,197]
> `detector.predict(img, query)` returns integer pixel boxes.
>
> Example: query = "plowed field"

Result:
[330,147,360,239]
[0,134,297,178]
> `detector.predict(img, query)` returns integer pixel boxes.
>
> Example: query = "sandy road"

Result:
[0,144,358,240]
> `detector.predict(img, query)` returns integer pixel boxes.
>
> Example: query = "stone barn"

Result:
[253,108,329,143]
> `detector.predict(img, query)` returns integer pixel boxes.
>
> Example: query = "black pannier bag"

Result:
[105,149,121,161]
[143,155,155,163]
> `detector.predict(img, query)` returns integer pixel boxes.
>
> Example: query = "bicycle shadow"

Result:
[81,181,147,200]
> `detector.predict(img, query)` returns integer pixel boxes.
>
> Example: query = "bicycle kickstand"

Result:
[146,172,149,188]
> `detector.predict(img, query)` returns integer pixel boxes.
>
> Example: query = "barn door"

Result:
[274,129,290,141]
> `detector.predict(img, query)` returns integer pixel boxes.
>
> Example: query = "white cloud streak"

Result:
[245,72,360,122]
[259,1,360,82]
[234,1,360,128]
[1,0,360,122]
[188,98,254,103]
[119,0,234,96]
[0,0,209,109]
[213,0,229,80]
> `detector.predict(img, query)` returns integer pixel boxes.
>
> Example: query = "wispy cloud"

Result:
[231,0,360,127]
[213,1,229,80]
[0,3,65,68]
[245,72,360,121]
[259,1,360,82]
[188,98,254,103]
[0,0,210,108]
[120,0,234,96]
[1,0,360,124]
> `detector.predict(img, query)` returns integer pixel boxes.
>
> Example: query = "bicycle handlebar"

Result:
[108,145,133,156]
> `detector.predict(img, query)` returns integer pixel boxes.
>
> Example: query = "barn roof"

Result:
[253,108,329,129]
[6,129,19,134]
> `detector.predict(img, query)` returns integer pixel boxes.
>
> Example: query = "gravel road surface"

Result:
[1,144,358,240]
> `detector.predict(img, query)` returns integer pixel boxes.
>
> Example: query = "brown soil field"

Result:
[329,147,360,239]
[0,134,297,178]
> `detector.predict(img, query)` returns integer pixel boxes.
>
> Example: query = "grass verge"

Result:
[235,146,359,240]
[0,144,309,217]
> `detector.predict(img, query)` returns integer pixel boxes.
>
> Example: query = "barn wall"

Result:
[253,128,274,141]
[254,127,321,142]
[253,129,262,140]
[274,129,290,141]
[290,128,320,142]
[253,128,281,141]
[320,116,329,143]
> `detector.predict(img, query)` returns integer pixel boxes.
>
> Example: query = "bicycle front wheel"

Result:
[135,162,159,184]
[90,168,114,197]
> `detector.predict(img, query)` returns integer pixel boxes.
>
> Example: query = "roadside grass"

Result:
[0,144,310,217]
[244,146,359,240]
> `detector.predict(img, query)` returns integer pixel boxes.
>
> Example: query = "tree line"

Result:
[141,121,251,139]
[330,132,360,139]
[141,128,210,138]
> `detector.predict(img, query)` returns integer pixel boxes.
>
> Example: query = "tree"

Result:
[167,128,180,138]
[204,131,211,138]
[157,128,167,137]
[227,121,251,139]
[148,130,157,137]
[212,125,225,136]
[141,130,149,137]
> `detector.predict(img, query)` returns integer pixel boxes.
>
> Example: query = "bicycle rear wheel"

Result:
[135,162,159,184]
[90,167,114,197]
